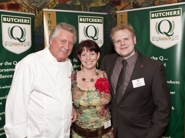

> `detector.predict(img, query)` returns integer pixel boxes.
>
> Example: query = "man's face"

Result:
[113,29,136,59]
[49,29,75,62]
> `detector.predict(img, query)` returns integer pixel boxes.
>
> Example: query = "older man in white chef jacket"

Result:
[4,22,77,138]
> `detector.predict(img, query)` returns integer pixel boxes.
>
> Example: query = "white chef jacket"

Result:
[4,47,73,138]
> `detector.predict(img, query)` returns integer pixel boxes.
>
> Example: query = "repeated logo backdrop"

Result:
[0,10,34,138]
[0,0,183,53]
[0,0,185,137]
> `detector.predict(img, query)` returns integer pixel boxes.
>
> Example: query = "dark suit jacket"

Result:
[101,52,171,138]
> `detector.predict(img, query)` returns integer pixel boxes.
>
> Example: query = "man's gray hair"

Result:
[50,22,77,43]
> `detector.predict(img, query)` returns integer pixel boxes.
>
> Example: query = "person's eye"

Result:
[69,42,74,46]
[115,40,120,43]
[61,39,66,43]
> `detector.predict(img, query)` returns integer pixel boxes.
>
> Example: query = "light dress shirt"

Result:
[4,46,73,138]
[111,51,138,95]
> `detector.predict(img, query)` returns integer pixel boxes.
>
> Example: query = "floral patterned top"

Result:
[71,70,114,138]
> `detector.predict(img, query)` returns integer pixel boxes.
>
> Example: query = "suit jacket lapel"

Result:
[106,54,119,100]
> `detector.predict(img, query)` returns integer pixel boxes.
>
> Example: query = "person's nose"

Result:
[120,40,125,45]
[86,54,90,60]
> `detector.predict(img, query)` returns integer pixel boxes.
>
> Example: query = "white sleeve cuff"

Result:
[4,123,27,138]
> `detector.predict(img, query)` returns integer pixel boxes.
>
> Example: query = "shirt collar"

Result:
[126,51,138,66]
[118,50,138,66]
[44,46,67,66]
[45,46,58,62]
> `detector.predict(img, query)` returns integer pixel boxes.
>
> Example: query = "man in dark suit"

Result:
[101,24,171,138]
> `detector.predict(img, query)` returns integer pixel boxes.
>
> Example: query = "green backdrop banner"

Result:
[0,10,34,138]
[43,9,107,71]
[117,2,185,138]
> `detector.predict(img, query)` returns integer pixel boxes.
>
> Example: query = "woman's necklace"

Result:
[81,70,99,82]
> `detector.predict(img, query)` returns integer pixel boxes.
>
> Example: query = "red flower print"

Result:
[95,78,110,93]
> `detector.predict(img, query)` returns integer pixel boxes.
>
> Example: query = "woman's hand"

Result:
[72,105,77,123]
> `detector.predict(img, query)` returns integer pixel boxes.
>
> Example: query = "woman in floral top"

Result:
[71,40,114,138]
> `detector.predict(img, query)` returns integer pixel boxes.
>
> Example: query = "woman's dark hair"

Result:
[76,39,101,62]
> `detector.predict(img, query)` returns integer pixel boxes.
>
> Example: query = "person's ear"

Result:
[134,36,136,44]
[49,38,52,45]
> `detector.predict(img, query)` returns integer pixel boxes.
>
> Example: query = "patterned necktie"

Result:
[116,60,127,104]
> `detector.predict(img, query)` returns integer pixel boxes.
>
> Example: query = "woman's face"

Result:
[79,47,100,70]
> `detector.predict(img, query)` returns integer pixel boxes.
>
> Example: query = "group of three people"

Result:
[4,22,171,138]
